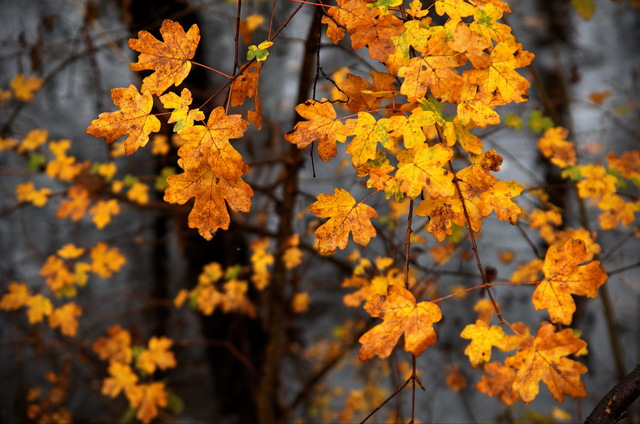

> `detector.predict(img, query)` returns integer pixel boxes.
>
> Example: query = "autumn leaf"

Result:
[323,0,405,63]
[163,160,253,240]
[136,337,177,374]
[102,362,139,399]
[91,242,126,278]
[310,188,378,255]
[230,62,263,129]
[505,321,587,403]
[177,107,249,179]
[478,179,523,224]
[476,361,520,405]
[0,282,30,310]
[464,42,534,105]
[89,199,120,229]
[538,126,576,168]
[15,181,52,207]
[159,88,205,132]
[86,85,161,155]
[133,382,169,424]
[533,239,607,325]
[128,19,200,96]
[9,74,43,101]
[26,294,53,324]
[337,70,396,112]
[40,255,75,293]
[93,325,133,364]
[395,143,454,199]
[49,302,82,336]
[250,238,274,290]
[461,320,507,366]
[346,113,396,166]
[359,285,442,360]
[285,99,346,162]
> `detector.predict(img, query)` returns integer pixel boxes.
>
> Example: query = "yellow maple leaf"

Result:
[127,182,149,205]
[285,99,347,162]
[40,255,75,293]
[538,126,577,168]
[101,362,139,399]
[359,285,442,360]
[26,294,53,323]
[505,321,587,403]
[132,382,168,424]
[576,163,618,200]
[0,282,30,310]
[15,181,52,207]
[196,284,223,315]
[90,242,126,278]
[18,129,48,153]
[283,234,303,270]
[461,320,507,366]
[90,199,120,229]
[163,160,253,240]
[86,85,161,155]
[597,194,638,229]
[136,336,177,374]
[93,325,132,364]
[533,239,607,325]
[395,143,454,199]
[159,88,205,132]
[48,302,82,336]
[10,74,43,101]
[57,244,85,259]
[128,19,200,96]
[311,188,378,255]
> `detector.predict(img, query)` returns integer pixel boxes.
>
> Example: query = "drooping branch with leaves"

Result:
[1,0,639,422]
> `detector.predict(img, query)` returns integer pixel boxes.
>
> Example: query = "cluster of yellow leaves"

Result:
[287,0,532,253]
[0,243,125,337]
[463,321,588,404]
[86,20,255,239]
[536,127,639,230]
[174,261,256,317]
[93,326,177,424]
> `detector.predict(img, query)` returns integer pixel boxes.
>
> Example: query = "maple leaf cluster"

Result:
[93,326,177,423]
[86,20,254,239]
[0,242,125,337]
[287,0,533,253]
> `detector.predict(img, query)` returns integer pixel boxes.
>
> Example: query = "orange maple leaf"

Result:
[533,239,607,325]
[505,321,587,403]
[26,294,53,324]
[86,85,161,155]
[0,282,30,310]
[461,319,507,367]
[337,70,396,112]
[136,337,177,374]
[93,325,133,364]
[48,302,82,337]
[310,188,378,255]
[90,242,126,278]
[176,107,249,179]
[323,0,405,63]
[285,99,346,162]
[476,361,520,405]
[164,160,253,240]
[128,19,200,96]
[230,62,263,129]
[359,285,442,360]
[133,382,168,424]
[537,126,576,168]
[102,362,139,399]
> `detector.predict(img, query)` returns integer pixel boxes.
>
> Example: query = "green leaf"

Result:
[504,113,522,130]
[571,0,596,19]
[27,153,47,171]
[528,110,554,133]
